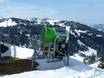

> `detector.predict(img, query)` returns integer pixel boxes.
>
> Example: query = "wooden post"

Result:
[0,44,1,59]
[0,36,4,60]
[31,53,34,70]
[65,41,70,66]
[31,49,36,70]
[66,55,69,65]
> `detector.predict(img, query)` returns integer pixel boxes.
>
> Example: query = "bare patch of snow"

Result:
[77,40,97,56]
[58,23,65,27]
[70,31,77,37]
[74,29,88,36]
[2,44,34,59]
[96,35,102,37]
[78,30,88,33]
[88,33,93,36]
[74,29,80,36]
[47,19,58,25]
[77,40,85,46]
[0,19,17,27]
[79,47,97,56]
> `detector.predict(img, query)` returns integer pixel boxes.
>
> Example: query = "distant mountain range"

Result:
[91,24,104,32]
[0,17,104,57]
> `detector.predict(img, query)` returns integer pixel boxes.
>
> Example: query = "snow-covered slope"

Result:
[46,19,58,25]
[0,44,104,78]
[1,54,104,78]
[0,18,17,27]
[92,24,104,32]
[77,40,97,56]
[2,43,34,59]
[1,68,104,78]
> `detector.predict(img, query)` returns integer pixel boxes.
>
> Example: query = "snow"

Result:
[77,40,85,46]
[47,19,58,25]
[89,61,100,69]
[70,31,77,37]
[77,40,97,56]
[73,54,84,62]
[79,47,97,56]
[96,35,102,37]
[78,30,88,33]
[58,23,65,27]
[36,59,65,70]
[1,55,104,78]
[98,29,102,31]
[74,29,80,36]
[29,18,59,25]
[74,29,88,36]
[0,19,17,27]
[36,18,42,24]
[2,44,34,59]
[25,34,30,37]
[0,44,104,78]
[82,47,97,56]
[88,33,93,36]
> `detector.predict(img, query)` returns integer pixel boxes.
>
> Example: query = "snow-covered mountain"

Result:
[0,18,17,27]
[0,17,104,57]
[0,18,104,78]
[0,18,66,27]
[92,24,104,32]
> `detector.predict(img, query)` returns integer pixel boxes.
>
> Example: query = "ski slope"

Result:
[0,44,104,78]
[1,56,104,78]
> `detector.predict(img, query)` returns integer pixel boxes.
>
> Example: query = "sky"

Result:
[0,0,104,24]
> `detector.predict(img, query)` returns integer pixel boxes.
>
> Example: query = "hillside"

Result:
[0,44,104,78]
[0,18,104,57]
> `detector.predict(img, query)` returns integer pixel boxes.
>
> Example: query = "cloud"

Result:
[0,0,104,24]
[0,4,57,18]
[0,0,7,3]
[48,11,57,15]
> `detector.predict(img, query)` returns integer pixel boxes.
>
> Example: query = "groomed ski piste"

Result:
[0,44,104,78]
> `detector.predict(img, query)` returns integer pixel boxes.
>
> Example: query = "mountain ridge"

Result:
[0,17,104,57]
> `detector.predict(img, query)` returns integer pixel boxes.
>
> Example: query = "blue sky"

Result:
[0,0,104,24]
